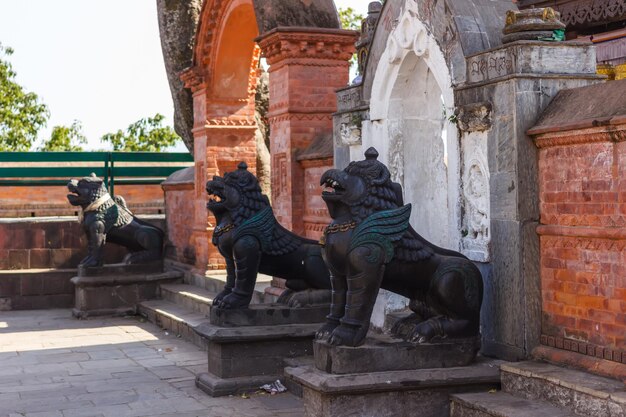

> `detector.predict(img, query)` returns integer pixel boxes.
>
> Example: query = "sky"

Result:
[0,0,368,151]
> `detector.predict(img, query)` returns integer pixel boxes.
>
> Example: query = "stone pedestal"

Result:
[285,330,496,417]
[287,357,502,417]
[71,261,182,318]
[314,335,481,375]
[194,321,321,397]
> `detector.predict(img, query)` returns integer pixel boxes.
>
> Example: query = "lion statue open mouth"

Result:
[67,174,164,268]
[316,148,483,347]
[206,162,331,309]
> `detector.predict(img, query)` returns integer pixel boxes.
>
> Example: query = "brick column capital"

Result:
[256,27,358,69]
[180,67,206,93]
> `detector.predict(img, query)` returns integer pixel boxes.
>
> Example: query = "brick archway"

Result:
[179,0,356,271]
[181,0,261,270]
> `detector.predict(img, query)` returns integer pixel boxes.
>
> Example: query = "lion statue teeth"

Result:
[206,162,331,310]
[316,147,483,348]
[67,174,164,268]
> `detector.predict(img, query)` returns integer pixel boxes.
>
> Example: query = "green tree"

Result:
[40,120,87,152]
[339,7,364,31]
[100,113,181,152]
[0,44,49,151]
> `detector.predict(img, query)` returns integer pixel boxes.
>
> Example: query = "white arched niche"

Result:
[358,2,462,329]
[360,2,460,251]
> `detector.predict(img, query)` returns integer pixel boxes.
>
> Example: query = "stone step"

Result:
[283,356,316,398]
[450,391,577,417]
[500,361,626,417]
[185,271,272,304]
[160,283,217,315]
[138,299,208,350]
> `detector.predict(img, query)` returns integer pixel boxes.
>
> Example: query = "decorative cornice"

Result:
[537,224,626,240]
[180,67,206,92]
[298,157,333,168]
[267,113,333,123]
[557,0,625,27]
[162,182,194,192]
[540,214,626,229]
[205,118,256,127]
[268,104,337,115]
[533,124,626,148]
[257,27,358,67]
[540,233,626,251]
[540,335,626,366]
[518,0,626,27]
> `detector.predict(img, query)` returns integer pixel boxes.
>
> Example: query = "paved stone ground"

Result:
[0,309,304,417]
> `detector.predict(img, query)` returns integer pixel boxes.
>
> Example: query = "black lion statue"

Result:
[67,174,164,268]
[206,162,331,309]
[315,148,483,347]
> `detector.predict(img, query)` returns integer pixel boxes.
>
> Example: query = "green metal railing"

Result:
[0,152,193,196]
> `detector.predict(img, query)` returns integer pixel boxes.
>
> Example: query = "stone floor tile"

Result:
[147,365,195,380]
[24,411,64,417]
[1,309,303,417]
[134,358,175,368]
[85,349,127,360]
[62,404,131,417]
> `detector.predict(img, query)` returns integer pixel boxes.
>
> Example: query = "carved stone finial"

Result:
[502,7,566,44]
[238,162,248,171]
[364,147,379,160]
[353,1,382,84]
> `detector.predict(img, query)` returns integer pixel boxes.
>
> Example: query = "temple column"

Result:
[181,56,260,272]
[257,28,357,234]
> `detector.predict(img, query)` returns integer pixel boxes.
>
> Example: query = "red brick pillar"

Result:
[181,58,260,272]
[257,28,357,234]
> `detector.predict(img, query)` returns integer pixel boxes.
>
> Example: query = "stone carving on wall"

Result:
[456,102,492,132]
[339,122,362,146]
[461,132,491,262]
[386,0,431,65]
[387,121,404,187]
[354,2,382,83]
[467,50,514,84]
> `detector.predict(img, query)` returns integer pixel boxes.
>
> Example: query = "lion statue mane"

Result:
[316,147,483,347]
[206,162,331,309]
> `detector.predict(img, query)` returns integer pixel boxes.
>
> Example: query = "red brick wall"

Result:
[162,184,196,266]
[0,184,165,218]
[537,132,626,364]
[0,217,165,270]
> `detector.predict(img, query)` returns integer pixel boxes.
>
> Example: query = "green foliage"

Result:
[40,120,87,151]
[100,113,181,152]
[339,7,364,31]
[0,44,49,151]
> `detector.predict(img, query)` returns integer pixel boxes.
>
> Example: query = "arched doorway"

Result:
[366,5,459,250]
[178,0,349,270]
